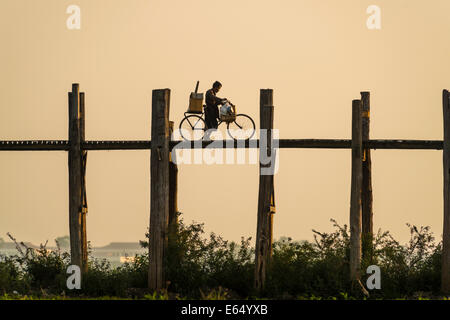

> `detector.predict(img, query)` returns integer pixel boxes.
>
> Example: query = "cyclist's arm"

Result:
[217,97,226,104]
[206,90,226,105]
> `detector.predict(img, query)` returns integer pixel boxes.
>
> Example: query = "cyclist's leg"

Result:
[204,111,214,140]
[204,107,212,129]
[212,106,219,129]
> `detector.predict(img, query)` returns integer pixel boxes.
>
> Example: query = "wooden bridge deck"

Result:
[0,139,443,151]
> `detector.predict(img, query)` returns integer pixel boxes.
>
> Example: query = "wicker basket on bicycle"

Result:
[220,105,236,123]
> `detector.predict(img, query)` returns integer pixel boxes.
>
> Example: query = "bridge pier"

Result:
[68,83,88,273]
[442,89,450,294]
[254,89,276,291]
[148,89,171,291]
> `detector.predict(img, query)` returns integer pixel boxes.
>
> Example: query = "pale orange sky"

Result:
[1,0,450,246]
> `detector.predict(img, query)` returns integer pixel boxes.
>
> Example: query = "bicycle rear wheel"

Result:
[179,115,206,140]
[227,114,256,140]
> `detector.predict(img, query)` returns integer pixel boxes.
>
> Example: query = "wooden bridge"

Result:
[1,84,450,294]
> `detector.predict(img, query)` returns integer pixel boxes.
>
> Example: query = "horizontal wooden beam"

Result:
[0,140,69,151]
[278,139,350,149]
[366,140,442,150]
[0,139,444,151]
[84,141,151,150]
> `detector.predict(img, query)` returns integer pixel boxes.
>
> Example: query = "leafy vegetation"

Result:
[0,215,446,299]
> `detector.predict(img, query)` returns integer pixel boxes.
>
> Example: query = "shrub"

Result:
[265,219,351,298]
[0,255,25,293]
[140,217,255,298]
[0,215,444,299]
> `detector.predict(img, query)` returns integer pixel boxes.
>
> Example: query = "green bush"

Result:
[0,255,26,293]
[0,215,445,299]
[140,218,254,298]
[370,224,442,298]
[265,219,351,298]
[266,220,442,299]
[7,240,69,293]
[0,235,72,295]
[80,247,150,297]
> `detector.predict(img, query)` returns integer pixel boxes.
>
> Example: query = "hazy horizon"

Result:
[1,0,450,247]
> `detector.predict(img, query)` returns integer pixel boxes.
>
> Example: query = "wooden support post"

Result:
[168,121,178,228]
[442,89,450,294]
[68,84,84,270]
[361,92,374,261]
[79,92,88,273]
[350,99,363,283]
[255,89,275,291]
[149,89,171,291]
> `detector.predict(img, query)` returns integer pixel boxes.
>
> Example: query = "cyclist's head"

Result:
[212,81,222,93]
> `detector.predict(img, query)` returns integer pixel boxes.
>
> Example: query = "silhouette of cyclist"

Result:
[204,81,227,130]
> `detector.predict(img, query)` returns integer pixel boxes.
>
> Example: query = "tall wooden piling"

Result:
[255,89,275,291]
[350,99,363,282]
[169,121,178,228]
[68,84,84,270]
[149,89,171,291]
[79,92,88,273]
[442,89,450,293]
[361,92,374,259]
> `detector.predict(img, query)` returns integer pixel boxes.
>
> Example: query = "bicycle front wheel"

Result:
[227,114,256,140]
[179,115,206,140]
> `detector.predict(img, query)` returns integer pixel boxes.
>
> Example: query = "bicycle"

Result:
[179,101,256,141]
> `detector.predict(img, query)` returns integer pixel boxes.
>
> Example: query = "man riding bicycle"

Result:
[205,81,227,130]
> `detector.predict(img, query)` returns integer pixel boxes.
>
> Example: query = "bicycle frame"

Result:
[180,102,255,140]
[183,104,235,128]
